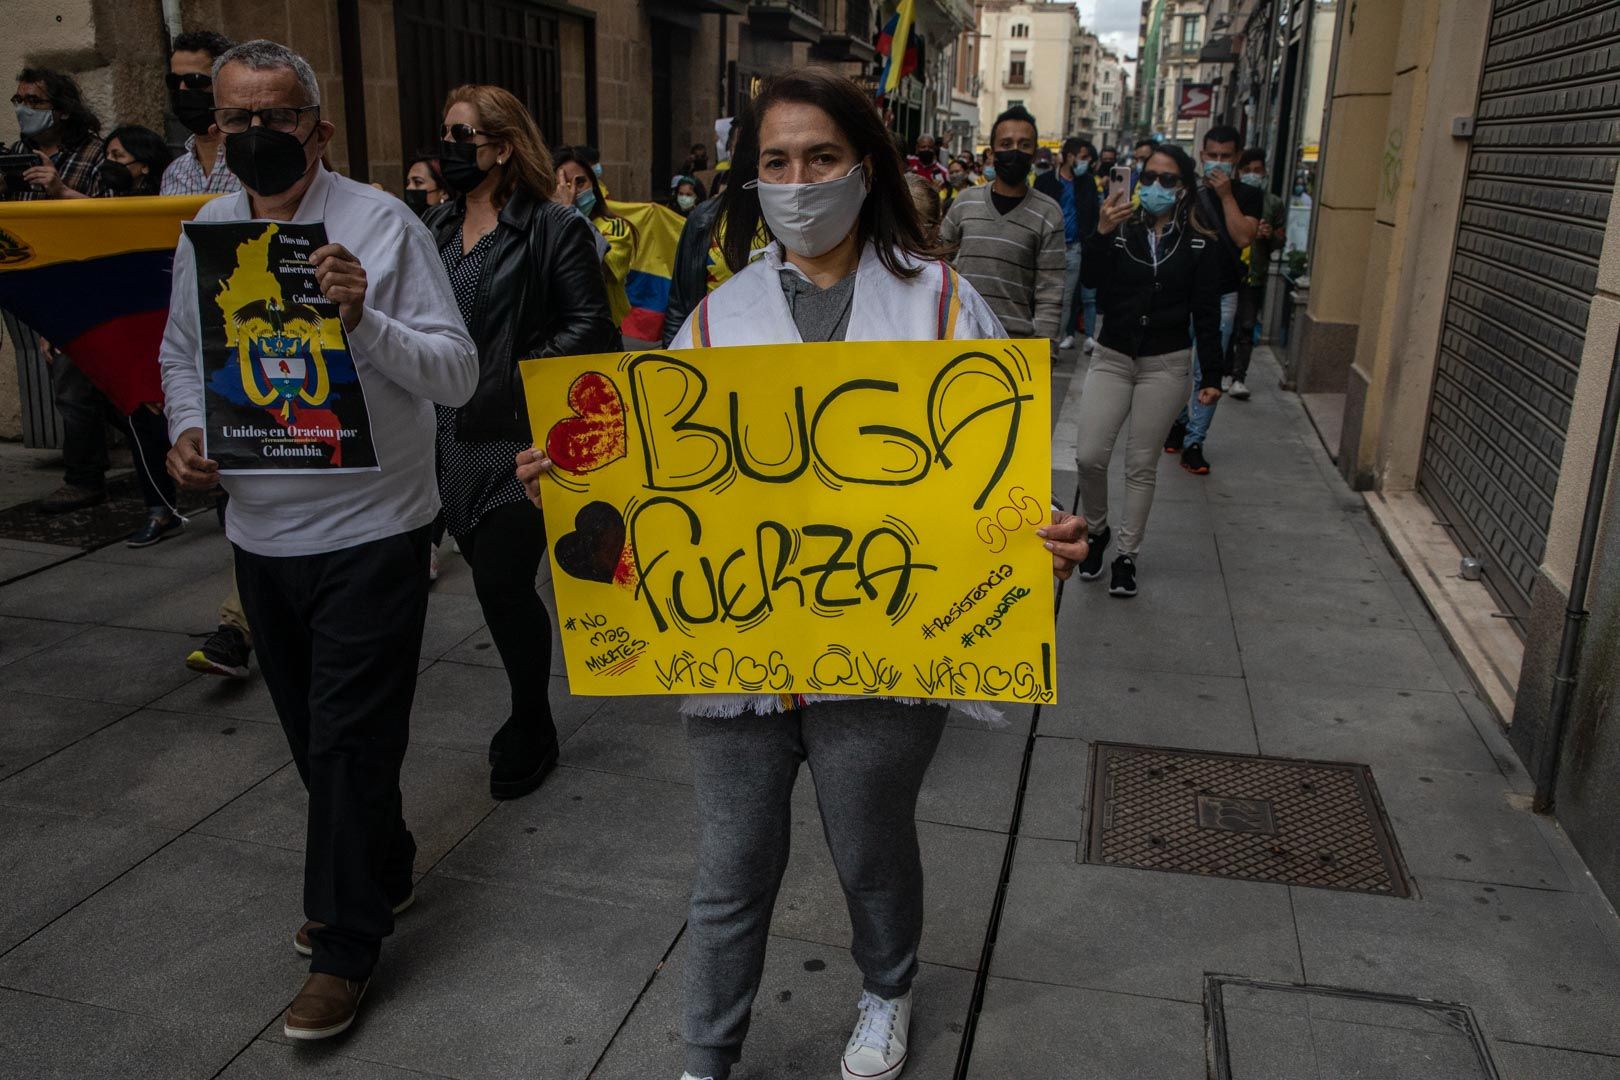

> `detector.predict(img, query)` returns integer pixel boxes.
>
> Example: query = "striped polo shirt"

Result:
[939,184,1066,339]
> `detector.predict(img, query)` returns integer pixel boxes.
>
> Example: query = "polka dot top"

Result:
[434,225,530,539]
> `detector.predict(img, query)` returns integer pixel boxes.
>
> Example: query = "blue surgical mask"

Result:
[1239,172,1266,189]
[1073,159,1090,176]
[1139,182,1178,215]
[14,104,53,138]
[591,162,603,177]
[1203,160,1234,177]
[576,190,598,217]
[983,165,996,182]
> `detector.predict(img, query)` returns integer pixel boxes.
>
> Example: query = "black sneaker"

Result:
[126,511,184,548]
[186,624,252,678]
[1164,419,1187,455]
[1109,554,1138,598]
[1076,525,1111,580]
[1181,443,1211,475]
[38,483,107,514]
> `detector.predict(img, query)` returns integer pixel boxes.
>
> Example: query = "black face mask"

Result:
[170,89,216,136]
[98,160,136,193]
[993,149,1032,186]
[224,126,314,197]
[403,189,431,215]
[439,140,491,195]
[917,149,936,166]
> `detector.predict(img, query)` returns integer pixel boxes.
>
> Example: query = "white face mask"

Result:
[747,164,867,259]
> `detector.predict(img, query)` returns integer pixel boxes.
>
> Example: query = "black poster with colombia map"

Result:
[185,220,379,473]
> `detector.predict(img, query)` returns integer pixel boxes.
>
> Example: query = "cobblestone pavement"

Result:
[1,349,1617,1079]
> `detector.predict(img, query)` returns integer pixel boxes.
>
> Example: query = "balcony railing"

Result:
[1003,67,1030,88]
[747,0,824,41]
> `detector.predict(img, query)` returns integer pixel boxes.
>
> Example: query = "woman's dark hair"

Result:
[107,124,174,192]
[551,145,610,219]
[671,173,707,201]
[719,67,930,278]
[408,151,446,190]
[16,67,101,145]
[1138,144,1218,238]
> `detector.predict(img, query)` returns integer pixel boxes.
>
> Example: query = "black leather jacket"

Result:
[424,189,620,441]
[1081,214,1224,388]
[663,197,721,345]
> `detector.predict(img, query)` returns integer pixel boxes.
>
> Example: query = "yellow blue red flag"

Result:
[597,199,686,343]
[0,194,216,413]
[878,0,920,98]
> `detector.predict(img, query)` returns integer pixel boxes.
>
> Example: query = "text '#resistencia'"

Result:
[920,563,1015,639]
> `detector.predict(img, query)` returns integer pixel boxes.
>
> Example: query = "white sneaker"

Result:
[1058,335,1075,350]
[429,544,441,581]
[680,1074,714,1080]
[1230,379,1251,400]
[1083,336,1096,353]
[1221,375,1234,392]
[842,989,910,1080]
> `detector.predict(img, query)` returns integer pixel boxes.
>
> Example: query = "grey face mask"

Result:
[746,164,867,259]
[14,104,54,138]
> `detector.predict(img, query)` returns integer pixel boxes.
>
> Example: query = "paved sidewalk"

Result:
[1,348,1617,1079]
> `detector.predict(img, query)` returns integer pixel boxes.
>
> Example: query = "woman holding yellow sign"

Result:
[518,69,1086,1080]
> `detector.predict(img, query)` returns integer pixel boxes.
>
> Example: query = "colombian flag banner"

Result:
[599,199,686,344]
[878,0,921,98]
[0,194,216,414]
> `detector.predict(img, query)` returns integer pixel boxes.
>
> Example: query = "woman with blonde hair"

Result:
[422,84,620,798]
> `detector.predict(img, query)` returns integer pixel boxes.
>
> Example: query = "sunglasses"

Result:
[1138,170,1183,189]
[166,72,213,92]
[440,123,496,144]
[212,105,320,134]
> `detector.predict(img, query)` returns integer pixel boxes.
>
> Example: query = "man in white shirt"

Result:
[160,40,477,1040]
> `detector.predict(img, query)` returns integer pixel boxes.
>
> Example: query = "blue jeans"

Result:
[1059,241,1082,339]
[1061,242,1098,339]
[1177,290,1239,445]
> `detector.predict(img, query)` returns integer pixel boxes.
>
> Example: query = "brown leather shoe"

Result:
[283,973,367,1040]
[293,890,416,956]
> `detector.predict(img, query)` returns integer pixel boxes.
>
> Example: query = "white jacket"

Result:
[672,240,1006,347]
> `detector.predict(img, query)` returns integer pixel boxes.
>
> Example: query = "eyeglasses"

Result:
[1138,170,1183,189]
[10,94,50,109]
[212,105,320,134]
[165,72,213,92]
[440,123,496,144]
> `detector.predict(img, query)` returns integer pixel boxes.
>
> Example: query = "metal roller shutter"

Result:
[1419,0,1620,621]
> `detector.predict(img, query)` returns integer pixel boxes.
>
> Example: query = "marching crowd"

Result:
[3,30,1283,1080]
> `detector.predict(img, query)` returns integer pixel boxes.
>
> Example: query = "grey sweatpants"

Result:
[1074,344,1194,556]
[682,699,948,1080]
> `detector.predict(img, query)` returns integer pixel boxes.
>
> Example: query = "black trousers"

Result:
[125,406,176,513]
[46,354,113,490]
[454,500,556,745]
[1229,280,1265,382]
[233,525,431,980]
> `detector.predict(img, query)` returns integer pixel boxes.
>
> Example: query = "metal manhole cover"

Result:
[1206,976,1500,1079]
[0,473,213,553]
[1084,743,1412,896]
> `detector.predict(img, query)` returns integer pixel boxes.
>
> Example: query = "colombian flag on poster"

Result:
[877,0,921,98]
[598,199,686,344]
[0,194,216,414]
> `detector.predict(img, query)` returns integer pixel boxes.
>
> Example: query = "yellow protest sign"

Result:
[520,340,1056,705]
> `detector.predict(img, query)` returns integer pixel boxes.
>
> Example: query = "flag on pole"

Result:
[877,0,921,98]
[0,194,216,413]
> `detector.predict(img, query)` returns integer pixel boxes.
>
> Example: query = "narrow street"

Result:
[1,346,1616,1078]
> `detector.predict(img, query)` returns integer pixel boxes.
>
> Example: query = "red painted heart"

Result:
[545,372,627,474]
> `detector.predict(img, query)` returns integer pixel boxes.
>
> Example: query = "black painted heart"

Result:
[554,500,626,584]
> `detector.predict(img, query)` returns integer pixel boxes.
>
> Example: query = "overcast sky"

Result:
[1070,0,1139,60]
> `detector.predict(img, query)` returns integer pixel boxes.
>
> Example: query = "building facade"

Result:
[974,0,1078,145]
[1067,28,1100,141]
[1296,0,1620,905]
[1093,47,1127,152]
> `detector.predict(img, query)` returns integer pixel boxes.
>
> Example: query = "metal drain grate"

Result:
[1084,743,1412,896]
[1206,976,1500,1079]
